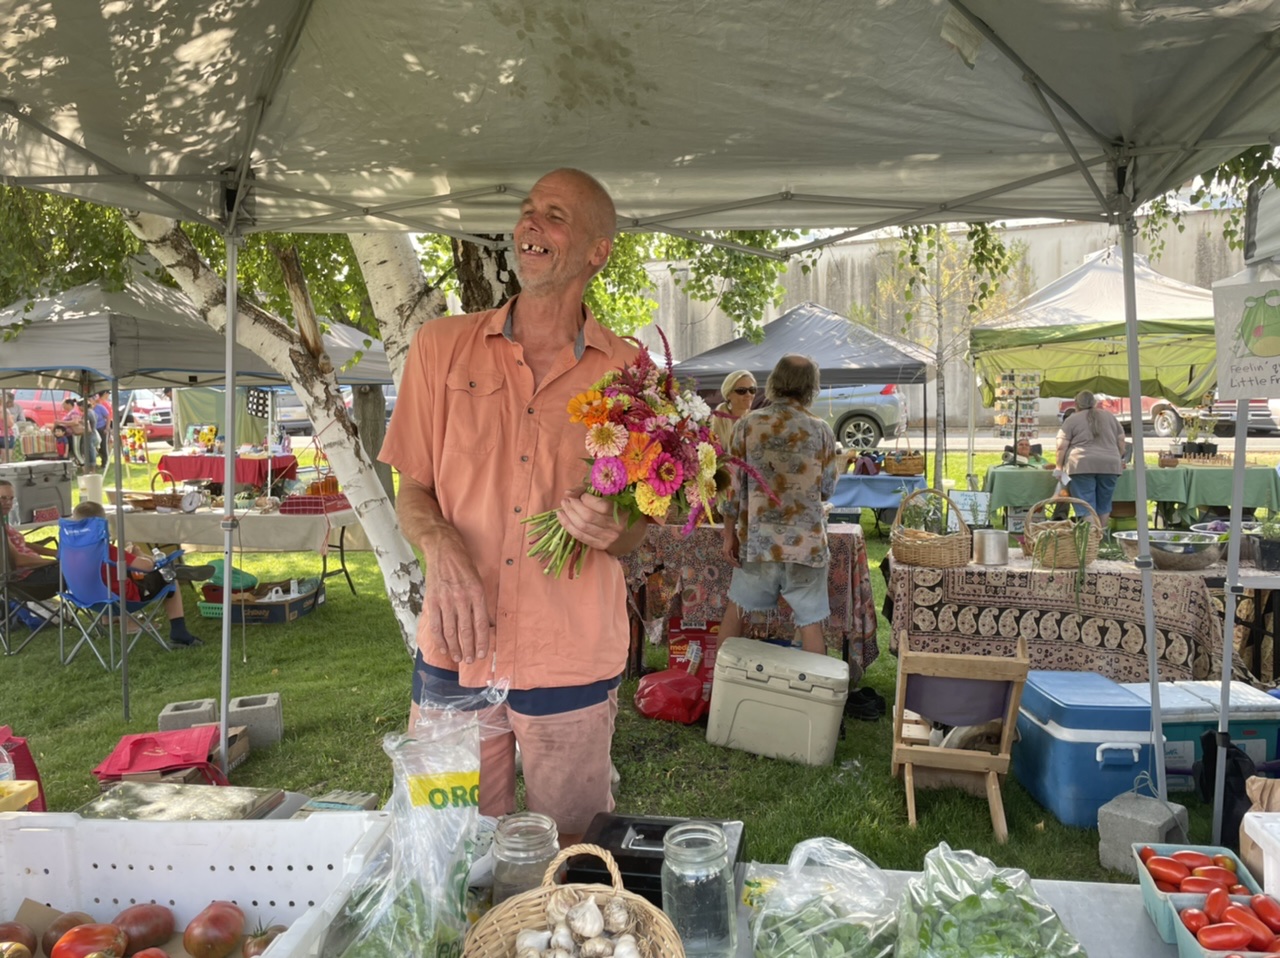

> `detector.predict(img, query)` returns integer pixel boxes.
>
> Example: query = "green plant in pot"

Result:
[1182,417,1203,455]
[1199,414,1220,456]
[1259,514,1280,572]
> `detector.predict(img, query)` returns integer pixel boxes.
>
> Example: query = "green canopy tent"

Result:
[969,247,1218,407]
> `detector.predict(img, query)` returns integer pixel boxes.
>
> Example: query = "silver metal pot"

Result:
[973,529,1009,565]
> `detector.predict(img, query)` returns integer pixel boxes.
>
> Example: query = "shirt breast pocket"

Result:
[442,367,505,456]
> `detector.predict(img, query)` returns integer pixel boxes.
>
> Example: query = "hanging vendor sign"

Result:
[1214,269,1280,399]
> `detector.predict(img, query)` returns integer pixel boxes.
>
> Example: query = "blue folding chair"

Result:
[57,516,182,668]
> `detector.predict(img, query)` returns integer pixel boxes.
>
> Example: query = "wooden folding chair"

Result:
[890,633,1029,843]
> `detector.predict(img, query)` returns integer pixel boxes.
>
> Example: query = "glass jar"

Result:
[661,821,737,958]
[492,811,559,904]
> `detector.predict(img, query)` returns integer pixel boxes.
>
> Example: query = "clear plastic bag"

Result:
[895,842,1085,958]
[321,684,508,958]
[749,837,897,958]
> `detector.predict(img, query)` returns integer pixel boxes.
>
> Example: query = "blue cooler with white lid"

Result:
[1012,671,1156,827]
[1119,682,1214,792]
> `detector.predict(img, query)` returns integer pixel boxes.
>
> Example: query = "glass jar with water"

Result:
[492,811,559,904]
[661,821,738,958]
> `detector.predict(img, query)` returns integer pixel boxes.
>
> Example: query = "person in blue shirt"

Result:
[92,392,111,467]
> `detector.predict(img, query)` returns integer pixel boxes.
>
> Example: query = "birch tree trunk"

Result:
[123,213,424,653]
[348,233,447,383]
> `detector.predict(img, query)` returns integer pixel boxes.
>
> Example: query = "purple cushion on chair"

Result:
[904,674,1012,727]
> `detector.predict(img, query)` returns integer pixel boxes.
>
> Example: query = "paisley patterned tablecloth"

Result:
[621,523,879,676]
[888,556,1231,683]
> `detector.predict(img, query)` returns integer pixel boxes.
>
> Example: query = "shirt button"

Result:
[527,407,535,415]
[514,506,522,514]
[517,361,524,366]
[521,455,529,462]
[505,558,514,566]
[469,381,476,388]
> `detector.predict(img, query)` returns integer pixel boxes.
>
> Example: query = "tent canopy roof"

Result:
[0,275,393,390]
[969,246,1218,404]
[2,2,1280,243]
[672,302,934,391]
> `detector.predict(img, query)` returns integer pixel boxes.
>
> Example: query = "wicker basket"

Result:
[1022,496,1102,568]
[150,469,184,510]
[882,437,924,476]
[464,844,684,958]
[105,489,156,511]
[890,488,972,568]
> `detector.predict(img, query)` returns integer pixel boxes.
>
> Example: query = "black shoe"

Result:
[174,564,216,582]
[170,634,204,647]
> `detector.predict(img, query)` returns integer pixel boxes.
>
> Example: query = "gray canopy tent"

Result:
[5,0,1280,826]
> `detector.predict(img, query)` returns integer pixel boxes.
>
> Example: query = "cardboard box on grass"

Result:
[2,812,390,958]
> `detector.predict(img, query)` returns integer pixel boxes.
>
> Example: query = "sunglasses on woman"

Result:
[733,387,757,395]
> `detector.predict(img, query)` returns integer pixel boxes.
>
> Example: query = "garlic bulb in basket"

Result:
[600,896,631,936]
[566,898,605,941]
[515,930,552,953]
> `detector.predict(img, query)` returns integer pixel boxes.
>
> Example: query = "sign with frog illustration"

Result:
[1214,278,1280,399]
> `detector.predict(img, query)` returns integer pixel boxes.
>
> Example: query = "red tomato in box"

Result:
[1254,894,1280,933]
[1195,865,1241,886]
[132,950,169,958]
[1223,904,1276,951]
[1181,877,1227,894]
[1146,856,1191,885]
[41,915,94,958]
[1214,854,1239,872]
[1138,845,1158,863]
[110,906,173,957]
[1231,883,1252,896]
[1197,923,1255,951]
[182,902,244,958]
[50,925,126,958]
[1207,887,1232,922]
[1155,880,1178,893]
[1172,849,1214,869]
[1181,908,1210,933]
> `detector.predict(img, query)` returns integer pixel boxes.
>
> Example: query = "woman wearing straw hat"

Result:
[711,369,757,453]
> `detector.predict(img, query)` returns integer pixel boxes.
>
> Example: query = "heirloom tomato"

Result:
[110,905,173,956]
[42,914,94,958]
[50,924,127,958]
[242,924,286,958]
[0,944,32,958]
[0,924,37,955]
[131,950,169,958]
[182,902,245,958]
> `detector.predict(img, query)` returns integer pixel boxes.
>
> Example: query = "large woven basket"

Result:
[106,489,156,511]
[1022,496,1102,568]
[890,488,972,568]
[464,844,684,958]
[150,469,184,510]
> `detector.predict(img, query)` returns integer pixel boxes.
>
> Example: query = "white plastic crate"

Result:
[1243,812,1280,894]
[0,811,390,958]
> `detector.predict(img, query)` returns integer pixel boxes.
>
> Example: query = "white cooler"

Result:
[706,637,849,766]
[0,459,76,523]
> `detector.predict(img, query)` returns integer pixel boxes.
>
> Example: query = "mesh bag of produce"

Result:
[749,837,897,958]
[895,843,1085,958]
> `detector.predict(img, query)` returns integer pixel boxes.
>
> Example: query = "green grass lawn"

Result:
[0,447,1252,882]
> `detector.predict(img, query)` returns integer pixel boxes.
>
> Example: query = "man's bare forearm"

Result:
[397,476,463,554]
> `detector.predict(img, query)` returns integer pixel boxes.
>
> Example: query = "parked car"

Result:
[273,389,313,436]
[1200,390,1280,436]
[813,384,905,450]
[1056,394,1185,437]
[1057,391,1280,437]
[11,388,78,428]
[118,388,174,443]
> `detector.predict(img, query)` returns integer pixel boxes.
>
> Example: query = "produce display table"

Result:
[108,505,358,595]
[887,555,1237,684]
[157,453,298,487]
[831,473,927,511]
[621,523,878,680]
[737,866,1162,957]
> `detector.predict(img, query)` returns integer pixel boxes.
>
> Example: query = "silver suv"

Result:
[813,384,906,450]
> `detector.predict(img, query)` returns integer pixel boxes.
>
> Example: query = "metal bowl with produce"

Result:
[1191,519,1261,563]
[1112,530,1222,571]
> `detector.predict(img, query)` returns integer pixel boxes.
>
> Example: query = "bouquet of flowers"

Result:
[524,331,762,577]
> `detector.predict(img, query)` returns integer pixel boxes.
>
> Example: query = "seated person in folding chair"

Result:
[71,501,205,647]
[2,480,60,593]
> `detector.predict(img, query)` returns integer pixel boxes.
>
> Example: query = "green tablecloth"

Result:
[984,464,1280,514]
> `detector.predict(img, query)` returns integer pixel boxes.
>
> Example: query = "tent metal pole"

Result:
[967,372,978,486]
[1121,217,1167,802]
[1214,404,1250,844]
[218,235,238,777]
[110,378,129,721]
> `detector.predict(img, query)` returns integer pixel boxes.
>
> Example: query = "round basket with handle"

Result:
[1021,496,1102,568]
[881,436,924,476]
[464,843,684,958]
[150,469,184,510]
[890,487,972,568]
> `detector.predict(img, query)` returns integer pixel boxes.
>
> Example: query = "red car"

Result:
[11,388,79,428]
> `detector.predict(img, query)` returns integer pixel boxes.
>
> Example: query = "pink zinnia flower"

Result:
[590,456,628,496]
[648,453,683,496]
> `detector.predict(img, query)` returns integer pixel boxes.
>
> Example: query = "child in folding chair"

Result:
[71,502,204,647]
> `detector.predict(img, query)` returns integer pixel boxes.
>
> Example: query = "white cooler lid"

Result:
[715,636,849,693]
[1178,681,1280,720]
[1120,682,1216,722]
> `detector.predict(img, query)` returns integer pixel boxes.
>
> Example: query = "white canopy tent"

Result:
[5,0,1280,826]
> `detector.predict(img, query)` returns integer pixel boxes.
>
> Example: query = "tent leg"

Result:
[1121,219,1167,803]
[219,234,238,778]
[110,379,131,721]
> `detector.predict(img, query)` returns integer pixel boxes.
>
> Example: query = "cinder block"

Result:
[158,699,217,732]
[227,692,283,749]
[1098,792,1189,875]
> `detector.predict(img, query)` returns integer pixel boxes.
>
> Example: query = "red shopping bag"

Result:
[634,669,708,724]
[92,726,229,786]
[0,726,47,811]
